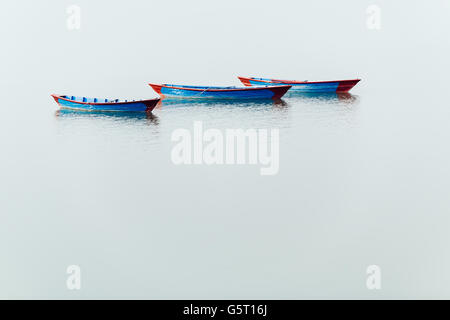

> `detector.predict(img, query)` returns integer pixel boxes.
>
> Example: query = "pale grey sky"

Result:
[1,0,449,98]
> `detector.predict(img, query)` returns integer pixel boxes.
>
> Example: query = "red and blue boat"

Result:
[51,94,160,112]
[149,83,291,100]
[238,76,361,93]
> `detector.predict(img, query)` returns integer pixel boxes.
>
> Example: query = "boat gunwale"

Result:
[51,94,160,106]
[149,83,292,92]
[239,76,361,85]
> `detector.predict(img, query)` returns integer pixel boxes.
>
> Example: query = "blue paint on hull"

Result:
[248,80,339,93]
[160,86,277,99]
[56,97,151,112]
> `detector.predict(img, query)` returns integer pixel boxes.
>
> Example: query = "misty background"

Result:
[1,0,450,299]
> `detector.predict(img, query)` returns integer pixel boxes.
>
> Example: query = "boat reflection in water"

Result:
[155,92,357,109]
[155,97,289,110]
[284,92,359,105]
[54,93,357,124]
[55,108,159,125]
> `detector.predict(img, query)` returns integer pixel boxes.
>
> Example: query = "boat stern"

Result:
[237,77,253,87]
[148,83,164,96]
[336,79,361,93]
[269,85,292,99]
[142,98,160,112]
[51,94,61,105]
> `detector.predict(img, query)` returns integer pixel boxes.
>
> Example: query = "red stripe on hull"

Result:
[142,99,159,112]
[238,77,362,93]
[50,94,160,111]
[237,77,252,87]
[269,85,291,99]
[336,79,361,93]
[149,84,163,95]
[51,94,61,106]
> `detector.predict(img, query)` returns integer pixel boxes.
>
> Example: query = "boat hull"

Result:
[51,95,160,112]
[149,84,291,100]
[238,77,360,93]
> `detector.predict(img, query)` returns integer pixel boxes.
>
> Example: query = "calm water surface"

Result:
[2,85,450,299]
[1,0,450,299]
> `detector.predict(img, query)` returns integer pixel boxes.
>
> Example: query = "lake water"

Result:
[1,0,450,299]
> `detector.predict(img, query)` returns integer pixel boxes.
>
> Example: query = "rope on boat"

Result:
[197,87,210,96]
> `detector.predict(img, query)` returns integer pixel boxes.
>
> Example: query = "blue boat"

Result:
[149,83,291,100]
[238,76,361,93]
[51,94,160,112]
